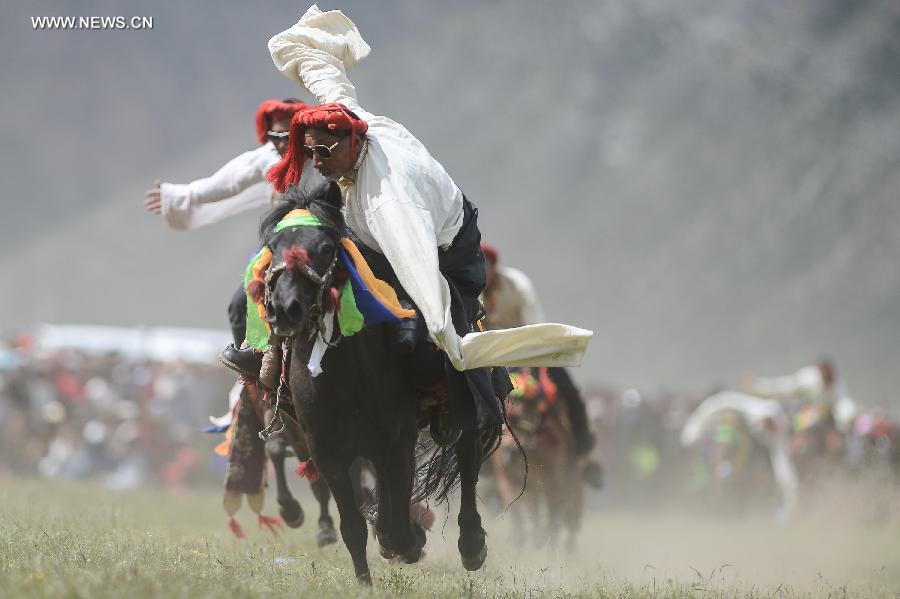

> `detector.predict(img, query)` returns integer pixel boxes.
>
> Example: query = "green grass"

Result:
[0,478,898,598]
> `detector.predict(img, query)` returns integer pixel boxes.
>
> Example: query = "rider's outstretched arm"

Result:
[160,144,278,230]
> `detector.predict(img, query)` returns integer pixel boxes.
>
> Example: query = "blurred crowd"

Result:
[3,328,898,523]
[586,374,900,519]
[0,332,233,491]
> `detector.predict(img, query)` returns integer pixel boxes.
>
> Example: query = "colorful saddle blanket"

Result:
[244,209,413,349]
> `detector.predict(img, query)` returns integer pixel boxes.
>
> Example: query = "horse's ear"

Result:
[326,181,342,206]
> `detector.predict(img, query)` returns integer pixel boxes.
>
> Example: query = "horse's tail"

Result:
[412,414,526,507]
[412,425,504,505]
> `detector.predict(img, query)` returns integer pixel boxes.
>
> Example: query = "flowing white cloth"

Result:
[681,391,798,523]
[160,143,280,230]
[306,310,335,377]
[268,5,592,370]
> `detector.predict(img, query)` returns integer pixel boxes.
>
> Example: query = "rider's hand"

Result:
[144,180,162,215]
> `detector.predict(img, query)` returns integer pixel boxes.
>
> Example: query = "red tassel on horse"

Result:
[228,516,245,539]
[257,513,284,537]
[294,459,320,482]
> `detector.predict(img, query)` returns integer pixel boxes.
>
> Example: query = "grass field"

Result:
[1,477,898,598]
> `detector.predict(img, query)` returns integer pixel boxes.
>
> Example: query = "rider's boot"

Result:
[218,344,263,378]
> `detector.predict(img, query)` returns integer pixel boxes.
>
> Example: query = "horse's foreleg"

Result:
[457,428,488,571]
[563,461,585,554]
[265,434,304,528]
[373,462,394,558]
[375,437,424,564]
[542,458,567,548]
[316,458,371,585]
[310,477,337,546]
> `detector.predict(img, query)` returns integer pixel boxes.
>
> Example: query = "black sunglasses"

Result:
[302,139,342,160]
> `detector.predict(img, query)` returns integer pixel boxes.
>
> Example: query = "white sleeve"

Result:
[751,367,823,400]
[366,215,593,371]
[268,4,371,113]
[159,145,277,230]
[161,181,273,230]
[681,391,760,446]
[750,375,801,399]
[365,200,462,367]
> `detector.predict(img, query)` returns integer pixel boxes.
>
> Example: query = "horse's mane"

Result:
[259,182,345,244]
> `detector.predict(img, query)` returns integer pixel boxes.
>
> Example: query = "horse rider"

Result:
[744,358,858,435]
[480,242,596,457]
[222,5,592,436]
[681,390,799,523]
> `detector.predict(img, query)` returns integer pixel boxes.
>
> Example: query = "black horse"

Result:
[262,404,338,546]
[260,182,493,584]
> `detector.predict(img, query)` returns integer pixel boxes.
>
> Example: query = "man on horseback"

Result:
[211,6,591,581]
[681,390,798,522]
[226,5,592,436]
[745,359,858,434]
[480,243,596,457]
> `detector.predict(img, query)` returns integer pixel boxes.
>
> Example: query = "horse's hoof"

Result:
[400,547,423,564]
[279,500,305,529]
[459,538,487,571]
[399,521,427,564]
[317,522,338,547]
[356,572,373,586]
[378,544,397,560]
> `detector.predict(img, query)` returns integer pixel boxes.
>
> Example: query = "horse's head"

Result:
[259,183,346,339]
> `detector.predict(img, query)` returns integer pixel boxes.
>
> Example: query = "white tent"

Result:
[35,324,231,364]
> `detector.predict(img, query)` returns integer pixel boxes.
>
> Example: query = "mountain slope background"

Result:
[1,0,899,404]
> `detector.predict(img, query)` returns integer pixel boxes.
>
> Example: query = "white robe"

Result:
[681,391,798,523]
[268,5,592,370]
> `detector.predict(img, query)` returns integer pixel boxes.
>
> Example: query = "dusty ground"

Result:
[0,476,897,598]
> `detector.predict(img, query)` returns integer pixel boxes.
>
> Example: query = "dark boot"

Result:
[218,344,263,378]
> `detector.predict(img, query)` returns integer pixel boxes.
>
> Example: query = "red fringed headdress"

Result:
[481,242,499,265]
[254,99,308,144]
[267,103,369,193]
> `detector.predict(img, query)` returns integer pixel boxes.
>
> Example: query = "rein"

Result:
[259,337,291,441]
[263,208,344,345]
[264,247,341,343]
[257,208,342,441]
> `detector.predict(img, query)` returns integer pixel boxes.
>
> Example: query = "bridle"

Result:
[264,228,342,345]
[258,225,342,441]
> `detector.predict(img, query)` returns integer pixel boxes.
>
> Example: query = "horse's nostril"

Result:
[285,300,304,323]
